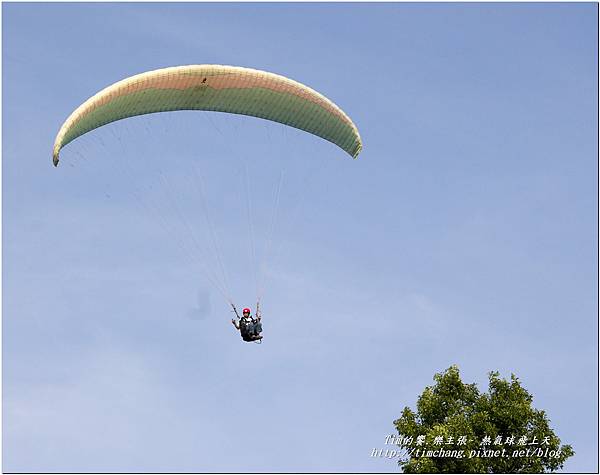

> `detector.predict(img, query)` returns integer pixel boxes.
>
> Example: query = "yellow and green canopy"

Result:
[53,65,362,166]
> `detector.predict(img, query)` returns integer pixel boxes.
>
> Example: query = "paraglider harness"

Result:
[232,303,263,344]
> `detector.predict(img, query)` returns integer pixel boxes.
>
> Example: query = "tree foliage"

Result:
[393,366,574,473]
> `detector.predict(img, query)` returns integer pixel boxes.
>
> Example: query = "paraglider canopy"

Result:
[52,64,362,166]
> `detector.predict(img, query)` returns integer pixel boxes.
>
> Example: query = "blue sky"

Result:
[2,2,597,472]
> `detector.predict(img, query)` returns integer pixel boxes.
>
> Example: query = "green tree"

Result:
[393,366,574,473]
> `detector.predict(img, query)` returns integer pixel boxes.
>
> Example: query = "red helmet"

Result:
[243,308,251,314]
